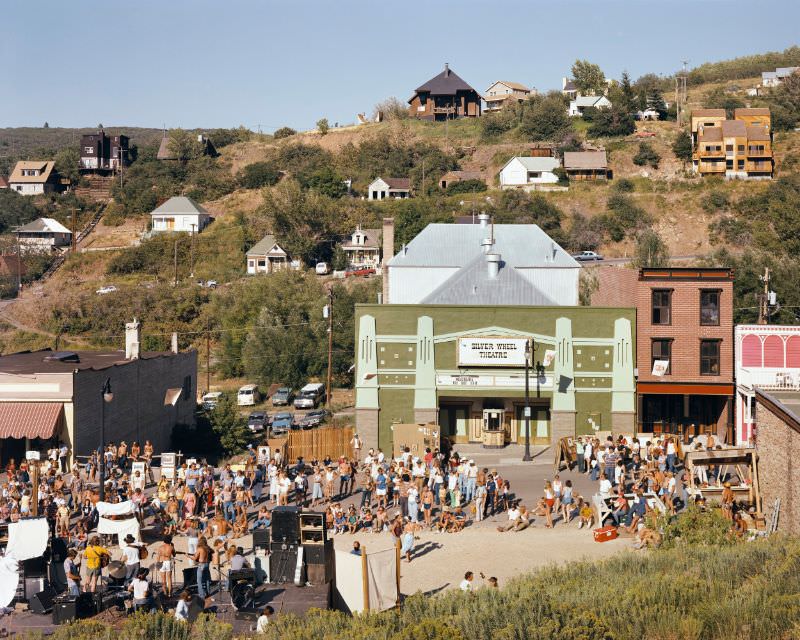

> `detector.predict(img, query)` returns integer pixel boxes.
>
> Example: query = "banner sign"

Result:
[436,374,552,389]
[458,337,528,367]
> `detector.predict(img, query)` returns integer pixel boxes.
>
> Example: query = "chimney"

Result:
[381,217,394,304]
[171,332,179,354]
[478,212,490,228]
[486,253,501,279]
[562,77,568,90]
[125,318,141,360]
[481,237,494,254]
[444,63,450,76]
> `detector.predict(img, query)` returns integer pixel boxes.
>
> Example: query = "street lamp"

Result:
[523,338,533,462]
[98,378,113,502]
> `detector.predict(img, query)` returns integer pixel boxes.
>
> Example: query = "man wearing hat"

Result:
[122,533,143,585]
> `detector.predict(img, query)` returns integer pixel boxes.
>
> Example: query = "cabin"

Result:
[408,64,481,121]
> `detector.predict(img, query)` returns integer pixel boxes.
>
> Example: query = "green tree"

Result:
[646,88,668,119]
[273,127,297,140]
[301,166,347,199]
[54,147,81,184]
[316,118,330,135]
[618,71,636,114]
[518,93,573,142]
[633,230,670,267]
[703,88,744,117]
[633,142,661,169]
[238,161,281,189]
[372,97,409,121]
[587,105,636,137]
[209,394,250,455]
[672,129,693,164]
[571,60,606,94]
[43,122,49,128]
[167,129,203,165]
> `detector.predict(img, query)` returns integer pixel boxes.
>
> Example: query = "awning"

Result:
[0,402,64,439]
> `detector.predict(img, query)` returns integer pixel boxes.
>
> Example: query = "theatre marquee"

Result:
[457,337,528,367]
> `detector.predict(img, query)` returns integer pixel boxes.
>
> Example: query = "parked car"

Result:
[237,384,261,406]
[271,387,293,406]
[96,285,118,295]
[293,382,326,409]
[315,262,330,275]
[247,411,268,433]
[201,391,223,411]
[571,251,604,262]
[345,266,376,278]
[270,412,294,436]
[297,409,330,429]
[196,279,218,289]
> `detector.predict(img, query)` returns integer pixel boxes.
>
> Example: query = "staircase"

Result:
[74,175,115,203]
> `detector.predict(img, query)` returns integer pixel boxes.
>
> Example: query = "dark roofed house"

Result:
[563,151,609,181]
[408,64,481,121]
[367,177,411,200]
[341,226,381,269]
[157,132,218,161]
[79,130,129,174]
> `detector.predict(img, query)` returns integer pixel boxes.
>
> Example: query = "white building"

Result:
[762,67,798,88]
[8,161,60,196]
[499,157,560,188]
[341,226,381,268]
[568,95,612,117]
[385,214,580,305]
[367,177,411,200]
[150,197,211,234]
[16,218,72,251]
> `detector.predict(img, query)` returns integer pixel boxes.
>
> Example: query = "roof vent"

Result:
[444,63,450,76]
[486,253,501,279]
[402,243,408,255]
[43,351,80,363]
[478,212,490,228]
[481,237,494,254]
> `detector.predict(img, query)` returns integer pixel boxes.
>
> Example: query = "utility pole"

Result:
[325,288,333,408]
[15,233,21,295]
[523,338,532,462]
[71,206,77,252]
[758,267,771,325]
[206,317,211,392]
[190,223,196,278]
[173,239,178,286]
[421,158,425,195]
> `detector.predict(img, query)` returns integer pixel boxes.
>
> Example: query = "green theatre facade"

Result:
[354,305,637,452]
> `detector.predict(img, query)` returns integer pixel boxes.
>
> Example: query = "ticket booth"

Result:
[482,408,506,448]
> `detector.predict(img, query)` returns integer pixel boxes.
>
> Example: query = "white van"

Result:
[237,384,261,406]
[201,391,223,411]
[315,262,330,275]
[293,382,326,409]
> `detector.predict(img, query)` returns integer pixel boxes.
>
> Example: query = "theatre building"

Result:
[354,304,636,452]
[0,321,196,467]
[593,266,735,443]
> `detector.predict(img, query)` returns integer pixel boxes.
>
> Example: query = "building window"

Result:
[84,147,94,154]
[651,289,672,325]
[726,144,733,152]
[738,160,745,170]
[651,339,672,375]
[738,145,745,152]
[700,290,720,326]
[700,340,721,375]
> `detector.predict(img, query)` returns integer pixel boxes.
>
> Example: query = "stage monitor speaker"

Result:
[24,577,46,600]
[52,598,77,625]
[271,506,300,544]
[182,567,197,591]
[187,596,205,623]
[269,548,298,584]
[252,528,270,550]
[30,586,57,614]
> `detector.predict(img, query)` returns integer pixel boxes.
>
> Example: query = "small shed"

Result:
[563,151,609,181]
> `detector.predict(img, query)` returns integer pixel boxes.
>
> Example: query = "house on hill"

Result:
[692,109,773,179]
[499,157,560,188]
[157,132,218,161]
[408,64,481,121]
[562,151,609,181]
[484,81,533,112]
[8,161,61,196]
[15,218,72,251]
[439,170,483,190]
[561,77,579,99]
[150,197,211,233]
[246,235,294,274]
[341,226,381,269]
[367,177,411,200]
[79,130,129,174]
[568,95,612,117]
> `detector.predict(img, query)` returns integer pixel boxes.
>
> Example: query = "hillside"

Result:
[0,51,798,388]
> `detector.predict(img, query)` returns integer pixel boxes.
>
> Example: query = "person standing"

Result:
[121,534,141,585]
[575,438,585,474]
[350,434,362,463]
[58,443,69,474]
[192,536,212,601]
[83,536,109,593]
[64,549,81,596]
[156,535,176,598]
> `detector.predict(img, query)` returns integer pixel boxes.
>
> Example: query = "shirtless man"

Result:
[192,536,212,601]
[156,535,176,598]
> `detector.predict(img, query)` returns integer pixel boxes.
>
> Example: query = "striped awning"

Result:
[0,402,64,440]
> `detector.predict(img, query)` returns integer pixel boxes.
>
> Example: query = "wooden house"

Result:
[408,64,481,121]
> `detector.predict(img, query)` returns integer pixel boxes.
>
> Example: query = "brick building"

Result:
[592,266,735,442]
[0,321,196,467]
[753,389,800,534]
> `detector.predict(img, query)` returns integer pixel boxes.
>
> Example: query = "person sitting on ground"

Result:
[128,568,152,613]
[623,488,649,534]
[253,505,271,530]
[360,507,374,531]
[333,507,347,535]
[437,508,453,533]
[347,505,359,534]
[232,510,249,538]
[452,506,467,531]
[373,506,389,533]
[577,497,594,530]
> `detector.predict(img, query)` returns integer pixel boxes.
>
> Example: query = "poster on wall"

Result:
[458,337,528,367]
[542,349,556,367]
[652,360,669,377]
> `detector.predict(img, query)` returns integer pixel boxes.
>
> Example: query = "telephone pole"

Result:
[173,239,178,286]
[325,288,333,408]
[758,267,771,325]
[71,206,77,252]
[190,223,196,278]
[206,317,211,392]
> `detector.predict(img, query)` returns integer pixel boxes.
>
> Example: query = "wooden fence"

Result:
[270,426,354,463]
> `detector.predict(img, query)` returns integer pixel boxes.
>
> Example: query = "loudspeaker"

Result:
[269,548,298,584]
[52,597,77,624]
[270,540,298,553]
[30,586,57,614]
[22,556,47,577]
[187,595,205,623]
[304,539,333,565]
[304,540,334,584]
[252,528,270,550]
[93,590,118,614]
[271,506,300,543]
[182,567,197,590]
[24,577,46,600]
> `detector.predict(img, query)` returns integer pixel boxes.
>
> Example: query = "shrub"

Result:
[238,161,281,189]
[702,190,730,213]
[612,178,635,193]
[633,229,669,267]
[672,129,693,163]
[445,178,487,195]
[632,142,661,169]
[209,393,250,455]
[518,92,573,142]
[587,105,636,137]
[316,118,330,135]
[653,504,740,549]
[273,126,297,140]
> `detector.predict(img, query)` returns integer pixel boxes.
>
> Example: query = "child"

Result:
[347,506,359,534]
[577,497,593,529]
[334,508,347,535]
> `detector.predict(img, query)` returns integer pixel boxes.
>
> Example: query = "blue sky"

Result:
[2,0,798,131]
